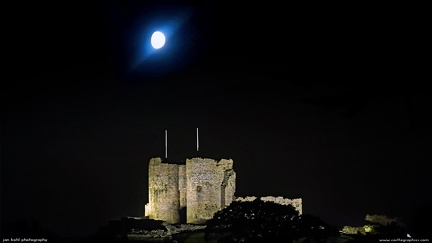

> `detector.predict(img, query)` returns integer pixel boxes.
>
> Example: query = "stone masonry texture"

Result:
[145,157,302,225]
[146,157,180,224]
[145,157,236,224]
[186,157,236,224]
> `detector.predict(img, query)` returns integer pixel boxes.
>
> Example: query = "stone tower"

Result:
[145,157,236,224]
[186,157,236,224]
[146,157,182,224]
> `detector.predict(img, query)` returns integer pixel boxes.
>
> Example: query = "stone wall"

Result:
[146,158,180,224]
[341,226,367,235]
[178,165,186,209]
[145,157,236,225]
[235,196,302,214]
[186,158,236,224]
[145,157,302,226]
[365,214,402,226]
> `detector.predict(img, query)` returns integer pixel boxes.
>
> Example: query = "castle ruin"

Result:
[145,157,236,224]
[145,156,302,224]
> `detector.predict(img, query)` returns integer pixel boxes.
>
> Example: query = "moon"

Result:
[151,31,165,49]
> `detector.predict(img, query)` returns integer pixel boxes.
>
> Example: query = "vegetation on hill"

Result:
[204,199,339,242]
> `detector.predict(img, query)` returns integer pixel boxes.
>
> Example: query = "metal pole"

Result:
[165,130,168,159]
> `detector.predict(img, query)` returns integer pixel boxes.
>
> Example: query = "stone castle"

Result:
[144,156,302,224]
[145,157,236,224]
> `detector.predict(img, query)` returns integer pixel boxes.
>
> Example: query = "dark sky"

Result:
[2,0,431,238]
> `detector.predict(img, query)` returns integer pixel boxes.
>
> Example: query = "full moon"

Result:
[151,31,165,49]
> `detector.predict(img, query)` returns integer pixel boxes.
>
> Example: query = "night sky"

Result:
[2,0,431,238]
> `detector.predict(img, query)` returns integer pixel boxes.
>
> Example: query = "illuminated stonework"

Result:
[144,157,303,225]
[234,196,303,214]
[186,157,236,224]
[145,157,236,224]
[341,214,405,235]
[145,158,181,224]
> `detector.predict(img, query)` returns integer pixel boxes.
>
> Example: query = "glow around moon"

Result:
[151,31,165,49]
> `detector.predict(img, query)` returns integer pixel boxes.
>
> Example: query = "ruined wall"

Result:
[365,214,402,226]
[145,158,180,224]
[145,157,236,224]
[144,157,304,226]
[178,165,186,209]
[186,158,236,224]
[235,196,302,215]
